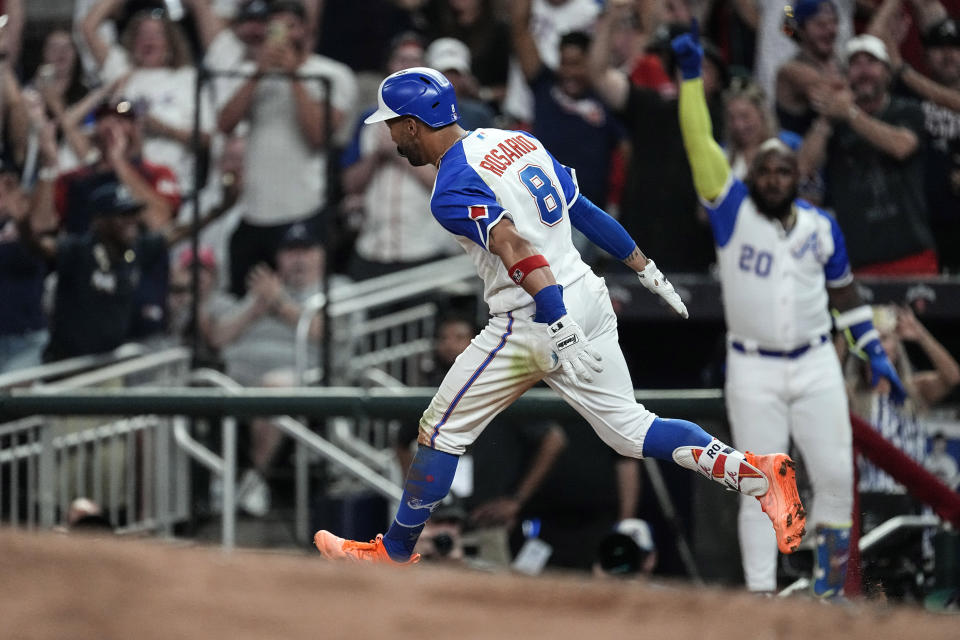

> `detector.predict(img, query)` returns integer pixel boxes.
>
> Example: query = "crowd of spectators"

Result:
[0,0,957,374]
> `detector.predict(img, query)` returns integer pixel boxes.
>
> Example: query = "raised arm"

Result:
[81,0,125,68]
[2,0,24,69]
[731,0,759,30]
[15,121,61,261]
[672,24,730,202]
[588,1,632,111]
[894,306,960,405]
[907,0,949,30]
[509,0,544,83]
[183,0,228,51]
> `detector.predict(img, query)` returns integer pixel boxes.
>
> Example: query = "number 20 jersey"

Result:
[706,176,854,349]
[430,128,591,315]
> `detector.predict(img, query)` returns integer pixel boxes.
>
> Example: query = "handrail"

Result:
[292,256,477,385]
[858,513,941,551]
[42,347,190,390]
[329,261,477,317]
[329,254,474,304]
[0,343,147,390]
[0,387,727,420]
[190,368,401,497]
[295,291,326,386]
[172,416,224,475]
[360,368,407,390]
[329,420,397,475]
[189,369,403,543]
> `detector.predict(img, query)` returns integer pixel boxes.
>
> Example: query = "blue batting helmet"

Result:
[364,67,459,127]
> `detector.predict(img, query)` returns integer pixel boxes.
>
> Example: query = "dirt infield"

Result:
[1,529,956,640]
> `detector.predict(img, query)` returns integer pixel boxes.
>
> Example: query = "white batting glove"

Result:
[547,314,603,384]
[638,259,688,319]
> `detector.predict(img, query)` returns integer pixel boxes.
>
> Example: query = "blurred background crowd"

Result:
[1,0,959,588]
[1,0,959,371]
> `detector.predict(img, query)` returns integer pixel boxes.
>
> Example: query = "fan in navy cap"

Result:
[90,180,146,217]
[278,221,321,250]
[14,178,170,362]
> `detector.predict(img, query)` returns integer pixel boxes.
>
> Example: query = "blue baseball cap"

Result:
[279,222,321,249]
[793,0,836,27]
[90,181,144,217]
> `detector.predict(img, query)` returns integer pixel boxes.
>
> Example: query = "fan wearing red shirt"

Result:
[54,97,181,235]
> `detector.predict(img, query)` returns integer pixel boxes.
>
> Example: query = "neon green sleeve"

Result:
[678,78,730,202]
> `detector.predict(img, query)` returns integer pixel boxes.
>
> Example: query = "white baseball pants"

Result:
[725,342,853,592]
[419,271,656,458]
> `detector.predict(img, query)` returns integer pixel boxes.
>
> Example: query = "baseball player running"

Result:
[671,24,905,596]
[315,67,806,569]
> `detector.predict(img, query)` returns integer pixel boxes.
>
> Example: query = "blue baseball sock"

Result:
[641,417,713,460]
[382,444,458,561]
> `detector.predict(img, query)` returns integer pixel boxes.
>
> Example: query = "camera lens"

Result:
[432,533,454,556]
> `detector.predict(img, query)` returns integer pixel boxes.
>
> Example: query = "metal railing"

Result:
[294,254,479,386]
[0,343,148,390]
[187,369,402,546]
[0,386,724,563]
[0,348,192,535]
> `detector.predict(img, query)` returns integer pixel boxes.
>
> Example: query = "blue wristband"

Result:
[533,284,566,324]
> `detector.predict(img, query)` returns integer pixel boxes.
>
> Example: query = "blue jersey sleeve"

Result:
[431,164,508,250]
[704,176,748,248]
[568,195,635,260]
[817,208,853,287]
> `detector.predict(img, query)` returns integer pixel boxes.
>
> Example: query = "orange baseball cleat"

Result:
[745,452,807,554]
[313,531,421,565]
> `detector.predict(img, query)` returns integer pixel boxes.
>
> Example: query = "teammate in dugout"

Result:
[314,67,807,568]
[671,23,906,597]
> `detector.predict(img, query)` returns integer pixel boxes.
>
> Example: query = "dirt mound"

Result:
[1,529,956,640]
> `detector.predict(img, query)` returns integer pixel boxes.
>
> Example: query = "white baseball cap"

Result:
[426,37,472,75]
[844,34,890,65]
[616,518,655,552]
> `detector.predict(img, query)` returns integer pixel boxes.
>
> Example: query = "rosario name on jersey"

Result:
[705,176,854,350]
[431,128,591,315]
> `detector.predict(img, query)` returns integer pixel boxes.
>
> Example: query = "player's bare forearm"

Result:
[622,245,648,273]
[488,217,557,297]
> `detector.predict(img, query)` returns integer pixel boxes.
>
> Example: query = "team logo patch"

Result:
[406,497,442,511]
[469,205,488,220]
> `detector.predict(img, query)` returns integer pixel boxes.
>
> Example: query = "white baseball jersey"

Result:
[419,128,655,457]
[707,176,853,350]
[430,128,591,314]
[705,175,854,592]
